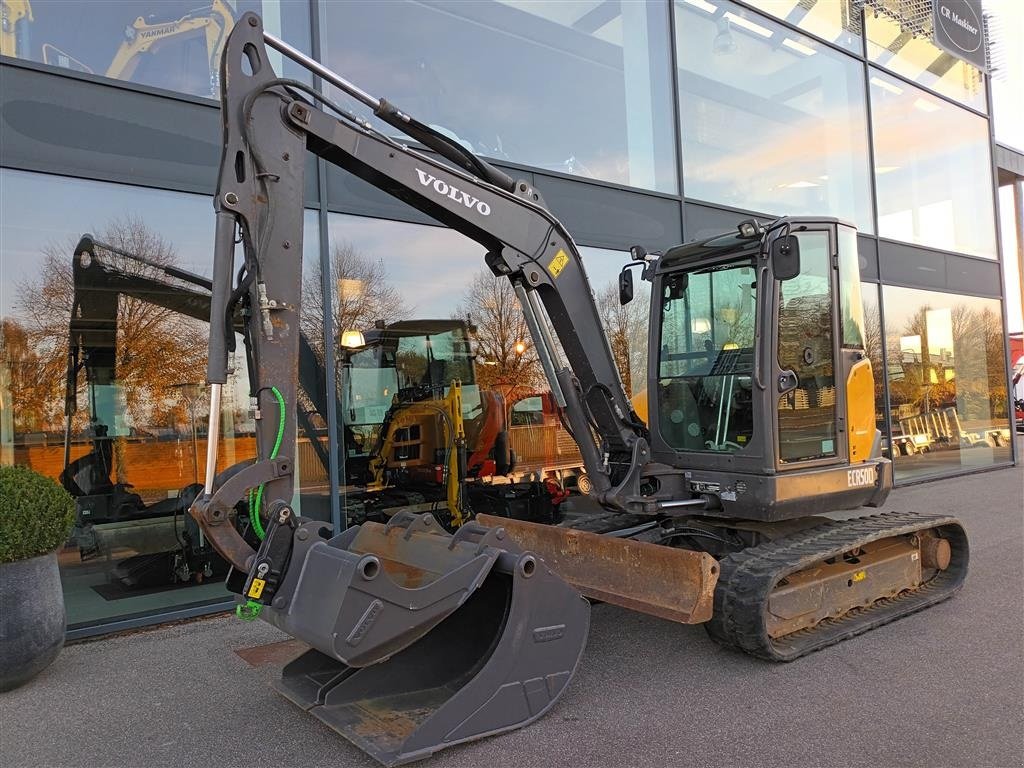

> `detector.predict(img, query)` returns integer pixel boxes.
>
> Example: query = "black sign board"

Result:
[932,0,987,72]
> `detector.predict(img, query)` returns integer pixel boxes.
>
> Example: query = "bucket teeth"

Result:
[265,513,589,766]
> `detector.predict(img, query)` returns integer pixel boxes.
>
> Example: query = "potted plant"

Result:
[0,465,75,691]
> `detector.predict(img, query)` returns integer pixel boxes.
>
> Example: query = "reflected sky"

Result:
[1,169,320,316]
[321,0,677,193]
[869,70,996,259]
[674,0,872,232]
[326,213,635,319]
[881,284,1005,337]
[1,167,635,329]
[999,185,1023,334]
[1,170,214,315]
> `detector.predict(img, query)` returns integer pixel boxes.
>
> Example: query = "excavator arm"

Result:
[185,17,604,764]
[190,13,650,573]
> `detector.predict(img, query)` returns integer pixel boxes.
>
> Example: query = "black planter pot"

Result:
[0,552,66,692]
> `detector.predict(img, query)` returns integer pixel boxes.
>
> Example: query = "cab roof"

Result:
[656,215,849,272]
[657,231,759,272]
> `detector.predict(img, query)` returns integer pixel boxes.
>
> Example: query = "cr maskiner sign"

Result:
[933,0,987,72]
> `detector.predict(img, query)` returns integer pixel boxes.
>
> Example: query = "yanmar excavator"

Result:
[4,0,235,97]
[189,14,969,766]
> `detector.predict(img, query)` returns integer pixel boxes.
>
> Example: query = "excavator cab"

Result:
[341,320,479,466]
[645,218,890,520]
[340,319,512,526]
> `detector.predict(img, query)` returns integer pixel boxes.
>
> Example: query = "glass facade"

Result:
[870,69,997,258]
[320,1,677,193]
[999,183,1023,335]
[864,2,986,112]
[0,169,323,630]
[742,0,863,53]
[883,285,1011,480]
[861,283,888,437]
[986,0,1024,152]
[0,0,1014,634]
[0,1,312,99]
[324,214,646,526]
[674,0,873,231]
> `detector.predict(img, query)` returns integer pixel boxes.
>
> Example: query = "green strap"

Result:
[236,600,262,621]
[248,386,287,541]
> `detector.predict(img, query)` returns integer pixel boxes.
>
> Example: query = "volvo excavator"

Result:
[188,14,969,766]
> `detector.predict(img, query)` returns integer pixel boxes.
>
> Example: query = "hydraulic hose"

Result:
[249,385,286,540]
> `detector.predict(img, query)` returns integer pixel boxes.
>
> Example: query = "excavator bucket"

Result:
[265,512,589,767]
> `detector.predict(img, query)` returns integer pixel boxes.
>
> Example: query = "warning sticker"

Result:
[548,249,570,278]
[247,578,266,599]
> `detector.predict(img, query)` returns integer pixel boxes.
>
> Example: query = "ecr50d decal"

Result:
[847,467,876,488]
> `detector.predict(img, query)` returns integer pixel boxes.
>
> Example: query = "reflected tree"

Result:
[456,269,542,401]
[13,216,208,436]
[596,282,649,398]
[0,319,59,434]
[887,302,1008,428]
[862,298,886,427]
[303,240,406,361]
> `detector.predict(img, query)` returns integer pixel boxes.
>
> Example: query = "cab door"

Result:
[774,225,843,468]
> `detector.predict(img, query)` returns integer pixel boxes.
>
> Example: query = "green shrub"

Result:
[0,465,76,564]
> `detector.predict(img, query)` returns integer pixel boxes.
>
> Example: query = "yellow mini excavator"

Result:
[188,14,968,766]
[29,0,235,96]
[341,320,474,526]
[0,0,32,57]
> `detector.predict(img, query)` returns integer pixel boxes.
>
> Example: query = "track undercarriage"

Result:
[479,510,968,662]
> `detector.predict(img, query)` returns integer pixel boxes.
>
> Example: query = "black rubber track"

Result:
[704,511,969,662]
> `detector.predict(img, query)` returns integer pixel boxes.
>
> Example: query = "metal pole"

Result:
[263,31,381,112]
[1015,179,1024,333]
[190,399,199,485]
[526,289,564,368]
[203,383,222,495]
[513,282,567,408]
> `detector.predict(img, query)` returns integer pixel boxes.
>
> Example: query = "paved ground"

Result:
[3,457,1022,768]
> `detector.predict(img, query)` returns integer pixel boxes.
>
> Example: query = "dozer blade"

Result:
[476,513,719,624]
[263,512,589,767]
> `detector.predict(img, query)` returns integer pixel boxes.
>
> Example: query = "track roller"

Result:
[706,511,969,661]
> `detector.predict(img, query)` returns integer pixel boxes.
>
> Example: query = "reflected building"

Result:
[0,0,1019,635]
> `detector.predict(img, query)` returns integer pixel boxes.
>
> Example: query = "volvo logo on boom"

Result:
[415,169,491,216]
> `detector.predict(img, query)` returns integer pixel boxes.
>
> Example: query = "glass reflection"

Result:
[741,0,862,53]
[865,4,985,112]
[861,283,887,440]
[882,285,1011,480]
[869,69,996,259]
[674,0,873,232]
[988,0,1024,152]
[320,0,677,193]
[1,1,311,99]
[0,169,323,629]
[326,214,645,527]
